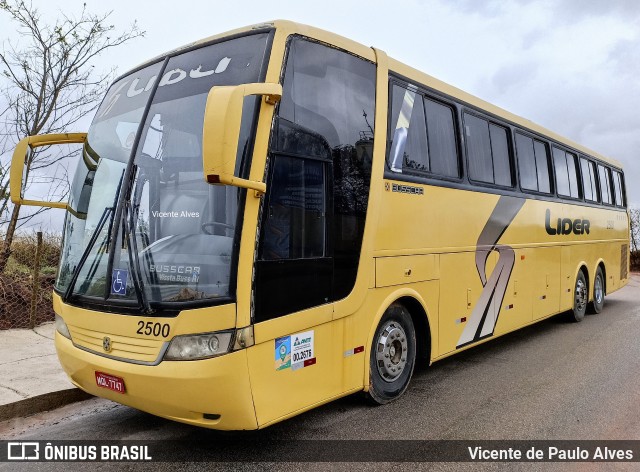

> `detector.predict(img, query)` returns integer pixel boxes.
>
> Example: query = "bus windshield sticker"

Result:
[111,269,128,296]
[275,336,291,371]
[275,330,316,371]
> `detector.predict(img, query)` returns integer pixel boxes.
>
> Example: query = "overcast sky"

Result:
[1,0,639,230]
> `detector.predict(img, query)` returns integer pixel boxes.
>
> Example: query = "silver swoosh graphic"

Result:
[457,196,525,348]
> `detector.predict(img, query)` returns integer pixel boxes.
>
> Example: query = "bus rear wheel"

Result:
[588,267,605,314]
[366,304,416,405]
[569,270,588,322]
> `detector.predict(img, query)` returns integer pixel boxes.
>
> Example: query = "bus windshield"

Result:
[56,32,270,308]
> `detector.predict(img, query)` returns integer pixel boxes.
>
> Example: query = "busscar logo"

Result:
[391,183,424,195]
[7,442,39,460]
[545,209,590,235]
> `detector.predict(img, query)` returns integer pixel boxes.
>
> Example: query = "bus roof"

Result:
[131,20,622,169]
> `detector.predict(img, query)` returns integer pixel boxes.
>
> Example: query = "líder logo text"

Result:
[545,209,590,235]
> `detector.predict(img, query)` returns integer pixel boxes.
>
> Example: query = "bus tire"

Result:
[589,267,605,314]
[569,270,588,322]
[366,304,416,405]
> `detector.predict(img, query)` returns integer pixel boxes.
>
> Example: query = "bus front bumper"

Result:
[55,331,258,430]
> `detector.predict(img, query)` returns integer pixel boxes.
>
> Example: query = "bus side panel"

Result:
[247,318,344,428]
[532,246,561,320]
[602,241,621,293]
[560,246,574,312]
[586,207,628,295]
[375,185,499,258]
[493,248,533,336]
[438,252,484,356]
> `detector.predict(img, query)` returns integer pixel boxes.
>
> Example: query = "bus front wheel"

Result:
[589,267,605,314]
[366,304,416,405]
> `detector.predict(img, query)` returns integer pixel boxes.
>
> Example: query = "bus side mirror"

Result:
[10,133,87,209]
[202,82,282,193]
[9,133,87,209]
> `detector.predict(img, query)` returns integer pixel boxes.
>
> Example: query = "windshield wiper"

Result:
[123,200,153,314]
[62,206,112,302]
[62,171,125,303]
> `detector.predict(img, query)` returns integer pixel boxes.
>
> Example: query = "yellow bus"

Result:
[10,20,629,430]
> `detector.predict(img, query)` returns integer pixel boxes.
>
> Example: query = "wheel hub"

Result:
[595,276,603,304]
[575,278,587,312]
[375,322,408,382]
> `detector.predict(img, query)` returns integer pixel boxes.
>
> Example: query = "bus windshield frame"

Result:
[56,29,274,315]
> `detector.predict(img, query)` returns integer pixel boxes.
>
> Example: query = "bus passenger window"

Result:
[580,157,598,202]
[553,147,571,197]
[517,133,552,194]
[465,113,512,187]
[566,151,580,199]
[388,86,460,179]
[534,140,551,193]
[466,114,493,183]
[490,124,511,186]
[425,98,459,178]
[612,170,624,207]
[553,148,580,199]
[388,86,428,173]
[598,164,612,205]
[516,133,537,191]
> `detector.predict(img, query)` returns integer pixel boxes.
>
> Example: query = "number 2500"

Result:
[137,321,170,337]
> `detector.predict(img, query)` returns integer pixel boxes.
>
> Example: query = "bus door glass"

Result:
[254,37,376,322]
[247,36,376,426]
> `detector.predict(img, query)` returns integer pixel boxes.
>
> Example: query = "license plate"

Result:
[95,371,126,394]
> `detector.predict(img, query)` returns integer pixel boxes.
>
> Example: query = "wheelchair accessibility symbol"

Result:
[111,269,128,296]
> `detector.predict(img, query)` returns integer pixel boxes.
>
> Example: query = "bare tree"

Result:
[0,0,144,271]
[630,207,639,272]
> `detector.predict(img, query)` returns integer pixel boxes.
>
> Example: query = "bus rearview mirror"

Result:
[202,82,282,193]
[10,133,88,209]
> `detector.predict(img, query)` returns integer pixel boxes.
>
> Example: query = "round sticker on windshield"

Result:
[125,132,135,149]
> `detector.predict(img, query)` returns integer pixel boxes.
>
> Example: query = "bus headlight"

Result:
[55,314,71,339]
[164,331,234,361]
